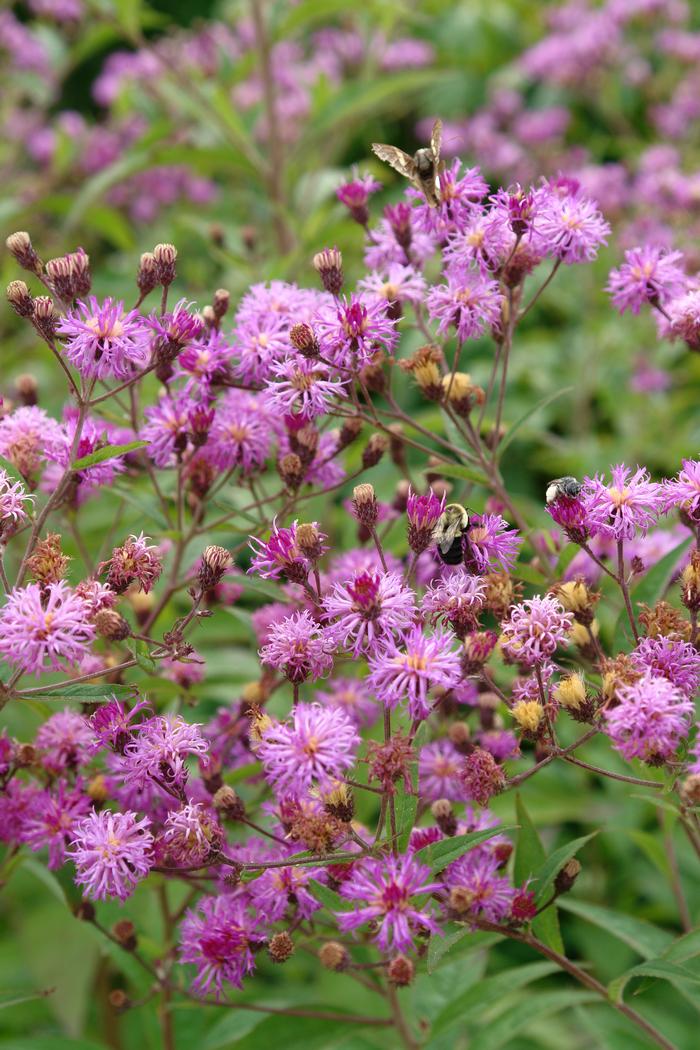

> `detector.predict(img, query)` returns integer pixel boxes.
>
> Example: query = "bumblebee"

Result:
[433,503,470,565]
[545,476,582,504]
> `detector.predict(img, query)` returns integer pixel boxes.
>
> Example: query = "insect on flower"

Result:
[432,502,470,564]
[372,118,444,207]
[545,476,583,504]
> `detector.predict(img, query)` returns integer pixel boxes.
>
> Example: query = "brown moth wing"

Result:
[430,118,443,164]
[371,143,416,179]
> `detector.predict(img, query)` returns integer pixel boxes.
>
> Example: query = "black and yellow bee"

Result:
[432,503,470,565]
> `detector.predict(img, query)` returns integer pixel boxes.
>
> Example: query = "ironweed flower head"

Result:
[70,810,154,901]
[58,297,150,379]
[256,703,359,797]
[501,595,572,667]
[605,672,693,765]
[0,582,95,676]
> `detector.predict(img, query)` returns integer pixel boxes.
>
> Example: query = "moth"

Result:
[372,118,443,207]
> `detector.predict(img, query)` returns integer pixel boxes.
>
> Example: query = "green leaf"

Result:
[415,826,514,876]
[612,537,691,652]
[626,829,672,879]
[514,795,563,953]
[427,927,503,975]
[200,1010,265,1049]
[430,961,559,1037]
[131,639,156,674]
[309,879,354,912]
[0,455,27,487]
[661,929,700,964]
[608,959,700,1005]
[557,898,673,958]
[532,832,598,904]
[72,440,148,472]
[466,990,599,1050]
[17,683,136,703]
[497,387,573,460]
[229,1011,382,1050]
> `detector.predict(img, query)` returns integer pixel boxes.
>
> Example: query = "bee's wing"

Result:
[434,518,462,554]
[430,118,443,164]
[371,143,416,179]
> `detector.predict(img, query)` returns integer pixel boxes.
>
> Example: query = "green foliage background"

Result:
[1,1,699,1048]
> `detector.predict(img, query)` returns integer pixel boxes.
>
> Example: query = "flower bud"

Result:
[112,919,137,951]
[554,858,581,895]
[511,700,544,735]
[199,545,233,590]
[361,433,389,469]
[462,630,498,674]
[87,774,108,803]
[313,247,343,295]
[360,351,386,395]
[94,609,131,642]
[213,785,246,821]
[442,372,484,417]
[448,721,472,754]
[108,989,130,1012]
[268,931,294,963]
[351,483,378,528]
[33,296,59,339]
[212,288,230,320]
[278,452,304,491]
[296,523,324,561]
[27,533,70,586]
[550,579,599,626]
[15,373,39,406]
[337,415,363,450]
[431,798,457,836]
[46,247,91,301]
[387,955,414,987]
[290,322,319,358]
[153,243,177,286]
[680,774,700,806]
[6,231,42,275]
[241,681,267,708]
[399,345,444,401]
[74,899,95,922]
[319,941,348,971]
[681,551,700,612]
[7,281,34,318]
[137,252,159,297]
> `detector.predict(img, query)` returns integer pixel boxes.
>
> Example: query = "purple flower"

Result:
[249,862,324,922]
[249,520,325,582]
[176,328,233,392]
[180,895,261,996]
[501,596,572,667]
[365,209,436,270]
[545,485,609,543]
[631,637,700,699]
[444,851,515,923]
[0,469,32,534]
[336,173,382,224]
[426,268,503,342]
[423,570,486,637]
[43,411,129,503]
[149,300,204,358]
[323,569,415,656]
[257,703,359,796]
[336,853,441,953]
[88,697,149,753]
[208,392,272,474]
[315,677,378,728]
[141,393,191,467]
[419,740,467,801]
[585,465,664,540]
[607,246,687,314]
[160,802,222,866]
[664,459,700,523]
[316,294,397,369]
[57,297,150,379]
[260,610,336,683]
[22,780,91,869]
[122,715,208,791]
[406,487,445,554]
[367,625,462,721]
[0,406,62,480]
[358,264,427,308]
[36,708,96,773]
[411,159,488,238]
[537,188,610,264]
[465,514,522,573]
[0,582,95,676]
[460,747,505,806]
[263,357,347,418]
[667,289,700,349]
[70,810,154,901]
[606,672,693,764]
